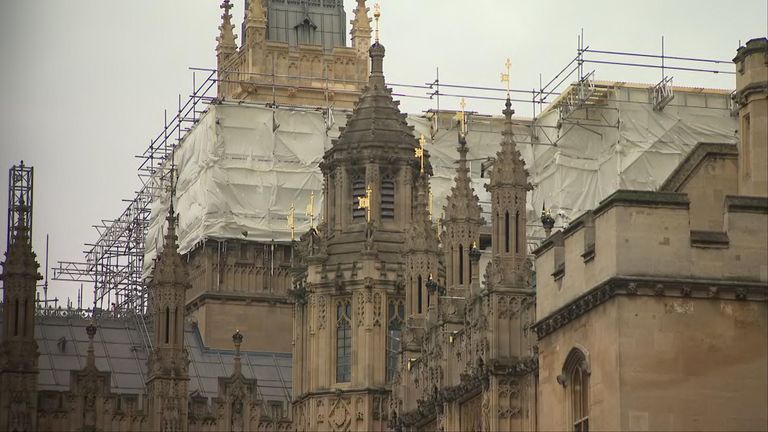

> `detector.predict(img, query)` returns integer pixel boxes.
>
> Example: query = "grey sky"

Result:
[0,0,766,306]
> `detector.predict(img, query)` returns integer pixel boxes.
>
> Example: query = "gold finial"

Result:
[472,241,477,249]
[287,202,296,241]
[454,98,467,137]
[373,3,381,43]
[501,58,512,95]
[415,134,426,173]
[305,192,315,229]
[358,184,373,222]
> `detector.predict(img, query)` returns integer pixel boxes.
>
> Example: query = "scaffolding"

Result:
[7,161,33,250]
[51,33,735,331]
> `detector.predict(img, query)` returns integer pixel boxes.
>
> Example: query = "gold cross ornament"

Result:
[373,3,381,42]
[501,58,512,94]
[358,185,373,222]
[415,134,426,173]
[287,203,296,241]
[305,192,315,229]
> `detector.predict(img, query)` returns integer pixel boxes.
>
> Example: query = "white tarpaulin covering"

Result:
[145,85,736,276]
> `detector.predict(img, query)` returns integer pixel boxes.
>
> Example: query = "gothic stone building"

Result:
[1,2,766,430]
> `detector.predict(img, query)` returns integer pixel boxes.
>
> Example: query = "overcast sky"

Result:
[0,0,766,307]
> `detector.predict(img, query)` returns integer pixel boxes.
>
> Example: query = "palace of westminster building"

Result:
[1,1,767,431]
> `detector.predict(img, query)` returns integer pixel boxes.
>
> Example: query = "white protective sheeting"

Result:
[145,85,737,276]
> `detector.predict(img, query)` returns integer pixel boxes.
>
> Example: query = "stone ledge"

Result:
[593,190,690,217]
[533,276,768,339]
[725,195,768,214]
[690,230,730,248]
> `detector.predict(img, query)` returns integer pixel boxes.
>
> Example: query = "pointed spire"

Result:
[1,217,40,281]
[217,0,238,62]
[444,125,482,222]
[488,95,529,189]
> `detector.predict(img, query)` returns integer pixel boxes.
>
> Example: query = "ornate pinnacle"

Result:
[217,0,237,57]
[469,241,481,262]
[232,330,243,375]
[86,321,97,368]
[541,202,555,237]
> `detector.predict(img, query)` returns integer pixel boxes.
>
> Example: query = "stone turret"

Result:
[146,202,190,432]
[292,39,422,431]
[0,224,42,432]
[733,37,768,197]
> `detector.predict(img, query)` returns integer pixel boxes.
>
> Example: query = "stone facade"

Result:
[1,3,766,429]
[533,37,768,432]
[216,0,370,109]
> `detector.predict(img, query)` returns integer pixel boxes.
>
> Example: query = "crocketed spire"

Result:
[325,42,420,158]
[151,202,188,285]
[488,96,529,189]
[1,225,40,281]
[216,0,237,59]
[444,135,483,222]
[406,173,438,253]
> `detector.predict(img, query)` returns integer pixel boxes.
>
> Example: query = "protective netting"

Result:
[145,86,736,277]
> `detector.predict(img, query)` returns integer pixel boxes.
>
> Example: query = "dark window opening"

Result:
[336,300,352,382]
[164,306,170,344]
[515,211,520,253]
[381,177,395,220]
[417,275,423,314]
[458,244,464,285]
[505,211,510,253]
[352,178,366,221]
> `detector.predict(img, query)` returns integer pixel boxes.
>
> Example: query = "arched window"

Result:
[174,306,179,344]
[515,211,521,253]
[417,275,423,314]
[381,176,395,220]
[13,299,19,336]
[352,177,366,221]
[561,347,590,432]
[386,300,405,383]
[336,300,352,382]
[164,306,170,344]
[505,211,510,253]
[458,244,464,285]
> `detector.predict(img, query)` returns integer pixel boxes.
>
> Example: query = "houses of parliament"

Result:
[1,1,766,431]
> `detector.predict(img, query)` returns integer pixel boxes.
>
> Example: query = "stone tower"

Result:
[0,222,42,432]
[146,203,191,432]
[479,95,537,431]
[292,39,424,431]
[733,37,768,197]
[216,0,371,109]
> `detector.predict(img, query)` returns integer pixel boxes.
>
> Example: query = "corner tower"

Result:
[292,38,424,431]
[733,37,768,197]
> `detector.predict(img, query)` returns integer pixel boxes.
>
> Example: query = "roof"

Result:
[0,308,292,406]
[659,142,738,192]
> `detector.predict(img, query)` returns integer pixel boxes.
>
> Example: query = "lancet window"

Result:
[386,299,405,383]
[336,299,352,382]
[352,177,366,221]
[381,175,395,220]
